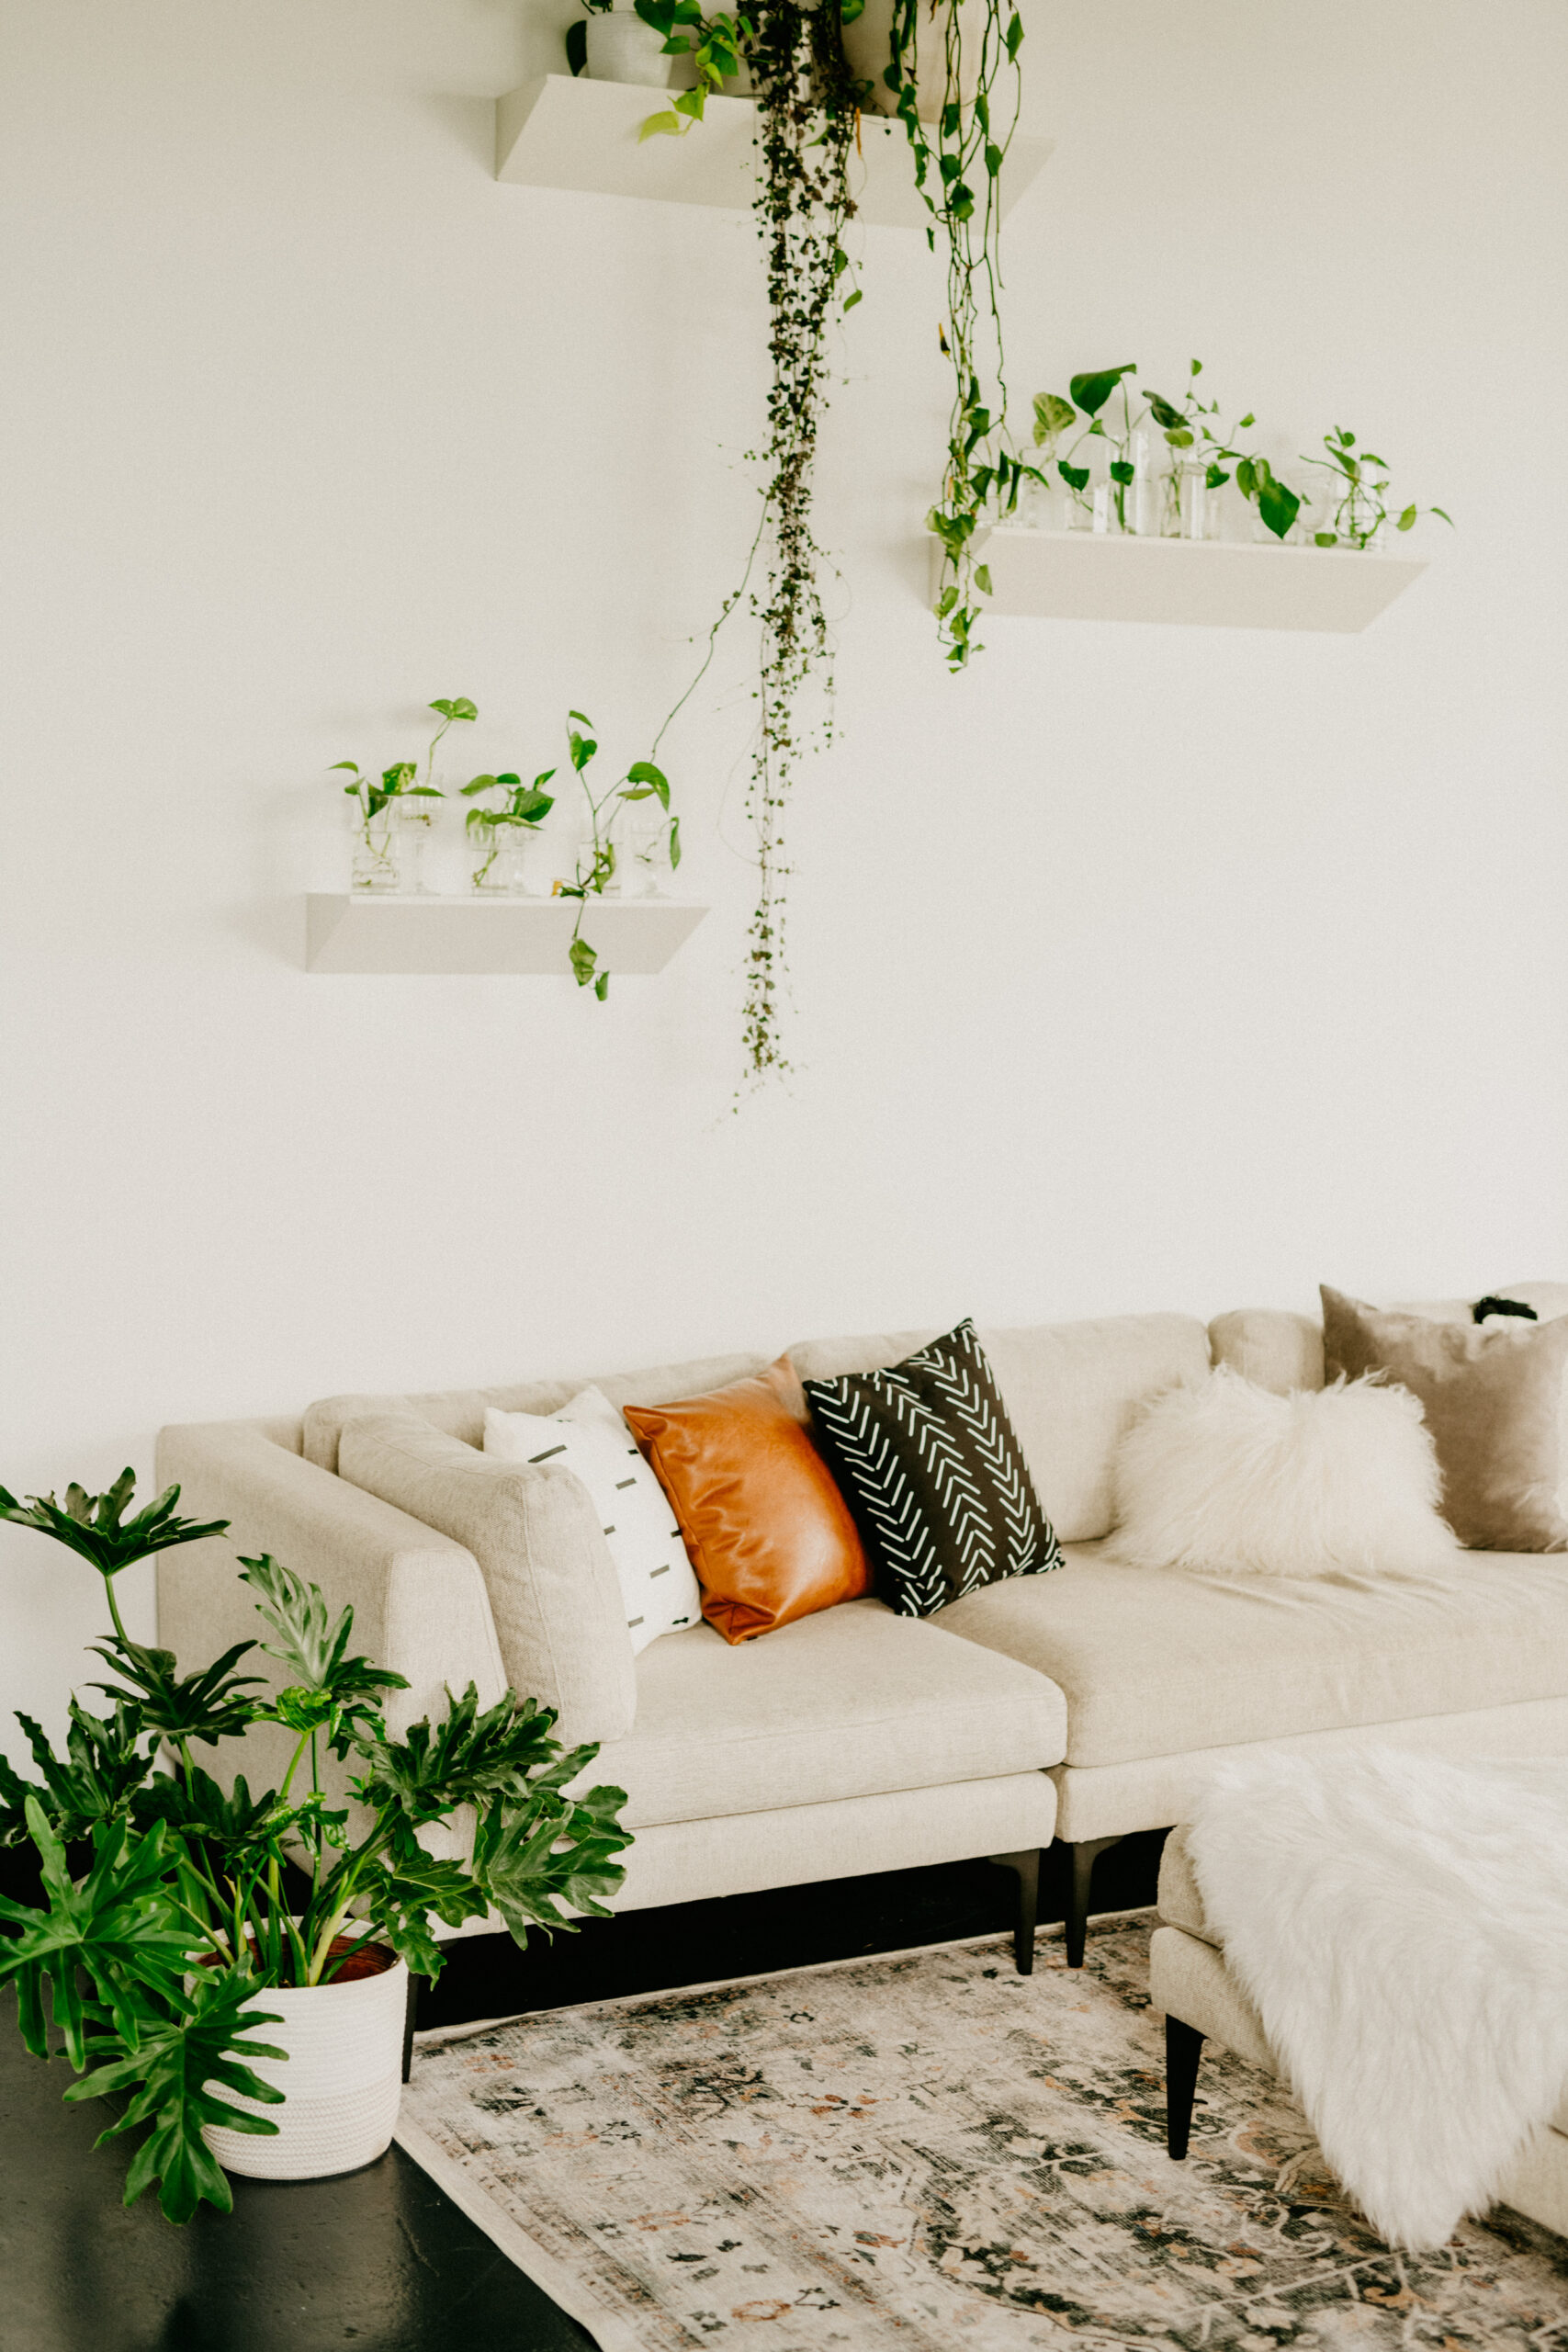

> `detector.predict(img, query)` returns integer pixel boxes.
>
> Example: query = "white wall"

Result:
[3,0,1565,1752]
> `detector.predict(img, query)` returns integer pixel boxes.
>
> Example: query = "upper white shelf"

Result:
[495,75,1052,230]
[305,894,708,976]
[941,528,1428,632]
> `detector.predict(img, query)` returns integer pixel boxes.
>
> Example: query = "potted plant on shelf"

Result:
[461,768,558,894]
[0,1472,632,2222]
[636,0,754,134]
[569,0,679,87]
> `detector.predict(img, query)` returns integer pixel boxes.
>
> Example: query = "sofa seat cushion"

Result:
[592,1596,1067,1830]
[933,1544,1568,1769]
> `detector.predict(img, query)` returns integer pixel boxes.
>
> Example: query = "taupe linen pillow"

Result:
[1320,1286,1568,1552]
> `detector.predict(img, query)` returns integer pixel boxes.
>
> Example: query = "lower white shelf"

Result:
[936,528,1427,632]
[305,894,708,976]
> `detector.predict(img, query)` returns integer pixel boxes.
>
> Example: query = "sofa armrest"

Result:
[154,1420,508,1765]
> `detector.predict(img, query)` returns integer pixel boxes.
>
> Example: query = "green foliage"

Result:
[0,1473,226,1590]
[0,1467,635,2223]
[1021,362,1448,550]
[636,0,754,138]
[1067,365,1135,418]
[1303,424,1452,548]
[889,0,1026,667]
[737,0,859,1075]
[331,695,481,864]
[89,1634,265,1748]
[238,1553,407,1755]
[70,1969,288,2225]
[0,1698,155,1848]
[1,1803,187,2059]
[553,714,678,1001]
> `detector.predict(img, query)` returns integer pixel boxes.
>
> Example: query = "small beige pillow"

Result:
[1320,1286,1568,1552]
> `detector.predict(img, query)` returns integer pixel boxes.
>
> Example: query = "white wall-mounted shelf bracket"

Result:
[304,895,708,976]
[495,75,1051,229]
[931,528,1427,632]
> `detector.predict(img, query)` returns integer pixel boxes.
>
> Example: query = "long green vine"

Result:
[886,0,1024,670]
[736,3,858,1085]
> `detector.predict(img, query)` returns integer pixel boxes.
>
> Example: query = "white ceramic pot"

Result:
[203,1946,408,2181]
[584,12,676,87]
[840,0,986,122]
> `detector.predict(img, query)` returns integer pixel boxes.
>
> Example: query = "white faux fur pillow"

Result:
[1111,1366,1464,1577]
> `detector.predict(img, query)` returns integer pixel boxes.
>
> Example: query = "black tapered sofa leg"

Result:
[1165,2014,1204,2159]
[1063,1833,1126,1968]
[990,1848,1043,1974]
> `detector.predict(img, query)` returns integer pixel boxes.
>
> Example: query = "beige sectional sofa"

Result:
[156,1283,1568,1972]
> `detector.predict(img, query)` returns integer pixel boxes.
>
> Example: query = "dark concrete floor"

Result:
[0,1835,1165,2352]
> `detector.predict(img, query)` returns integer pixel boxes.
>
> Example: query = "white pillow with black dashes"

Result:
[483,1385,703,1655]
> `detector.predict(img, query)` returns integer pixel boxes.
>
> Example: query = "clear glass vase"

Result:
[1168,459,1219,542]
[612,813,670,899]
[392,799,437,894]
[350,806,399,892]
[468,823,513,893]
[1119,430,1160,537]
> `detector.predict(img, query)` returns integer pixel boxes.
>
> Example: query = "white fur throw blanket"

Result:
[1186,1748,1568,2250]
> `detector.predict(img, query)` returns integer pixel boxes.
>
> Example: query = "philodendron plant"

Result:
[0,1473,632,2224]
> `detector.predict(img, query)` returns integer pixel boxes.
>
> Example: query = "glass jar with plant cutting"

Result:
[331,696,481,892]
[461,769,558,894]
[1302,426,1451,551]
[1136,361,1250,541]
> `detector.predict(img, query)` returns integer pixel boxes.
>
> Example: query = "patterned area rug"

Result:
[396,1916,1568,2352]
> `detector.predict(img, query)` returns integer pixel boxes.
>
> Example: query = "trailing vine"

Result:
[736,3,859,1086]
[886,0,1025,670]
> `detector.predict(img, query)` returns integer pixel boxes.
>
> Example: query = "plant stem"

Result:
[101,1573,129,1647]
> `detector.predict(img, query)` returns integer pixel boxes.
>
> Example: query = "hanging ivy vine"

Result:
[736,3,859,1087]
[886,0,1025,671]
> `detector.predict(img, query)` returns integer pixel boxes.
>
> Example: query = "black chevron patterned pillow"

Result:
[802,1320,1063,1619]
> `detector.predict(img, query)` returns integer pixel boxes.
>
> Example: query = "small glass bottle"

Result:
[1122,429,1159,537]
[350,802,398,892]
[392,797,437,894]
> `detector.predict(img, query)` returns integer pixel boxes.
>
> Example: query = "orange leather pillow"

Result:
[623,1355,870,1643]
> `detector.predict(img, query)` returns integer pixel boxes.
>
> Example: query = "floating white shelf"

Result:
[305,895,708,977]
[934,528,1427,632]
[495,74,1052,230]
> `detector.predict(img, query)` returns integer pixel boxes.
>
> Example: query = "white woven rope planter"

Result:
[204,1949,408,2181]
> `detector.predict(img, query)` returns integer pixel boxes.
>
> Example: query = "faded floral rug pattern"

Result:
[398,1917,1568,2351]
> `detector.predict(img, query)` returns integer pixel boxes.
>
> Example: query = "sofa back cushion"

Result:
[304,1352,767,1475]
[1208,1309,1325,1396]
[337,1410,637,1747]
[1209,1283,1568,1400]
[789,1314,1211,1544]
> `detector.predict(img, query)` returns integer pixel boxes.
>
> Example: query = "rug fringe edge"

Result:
[392,2111,643,2352]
